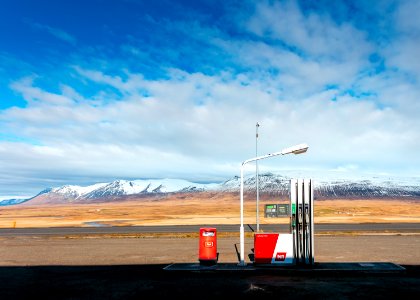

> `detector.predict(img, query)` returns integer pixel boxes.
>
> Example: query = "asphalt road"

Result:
[1,264,418,300]
[0,223,419,236]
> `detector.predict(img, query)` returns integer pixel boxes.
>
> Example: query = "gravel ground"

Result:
[0,235,419,265]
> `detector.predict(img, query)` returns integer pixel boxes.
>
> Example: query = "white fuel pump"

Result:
[290,178,314,265]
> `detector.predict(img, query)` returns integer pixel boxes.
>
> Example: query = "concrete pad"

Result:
[164,262,406,273]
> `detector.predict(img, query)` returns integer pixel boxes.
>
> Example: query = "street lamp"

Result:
[238,143,309,266]
[256,122,260,232]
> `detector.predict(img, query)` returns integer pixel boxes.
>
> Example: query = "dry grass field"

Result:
[0,192,419,228]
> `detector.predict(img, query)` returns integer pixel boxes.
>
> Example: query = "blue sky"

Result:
[1,0,420,198]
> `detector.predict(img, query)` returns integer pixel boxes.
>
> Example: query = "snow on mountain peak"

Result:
[48,179,218,199]
[52,183,107,198]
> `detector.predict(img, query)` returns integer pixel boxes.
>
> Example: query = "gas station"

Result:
[252,178,314,266]
[238,143,312,267]
[165,143,405,273]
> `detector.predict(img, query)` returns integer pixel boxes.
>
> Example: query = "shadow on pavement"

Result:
[0,264,419,299]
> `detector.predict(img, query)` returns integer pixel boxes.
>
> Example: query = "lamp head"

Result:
[281,143,309,155]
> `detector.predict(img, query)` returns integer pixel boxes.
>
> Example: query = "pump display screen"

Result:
[264,204,290,218]
[264,204,277,218]
[277,204,289,216]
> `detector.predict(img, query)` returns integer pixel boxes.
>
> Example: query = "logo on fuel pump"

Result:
[275,252,287,261]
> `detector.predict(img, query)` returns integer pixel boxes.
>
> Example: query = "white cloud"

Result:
[385,0,420,80]
[31,22,77,45]
[220,40,360,98]
[2,65,419,196]
[247,1,372,61]
[10,76,75,106]
[209,2,375,102]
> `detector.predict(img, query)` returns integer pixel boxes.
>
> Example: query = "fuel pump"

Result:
[304,178,314,265]
[253,178,314,266]
[297,179,304,263]
[294,178,314,265]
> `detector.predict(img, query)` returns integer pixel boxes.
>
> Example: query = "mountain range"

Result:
[1,171,420,206]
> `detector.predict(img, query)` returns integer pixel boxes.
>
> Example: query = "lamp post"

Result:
[238,143,309,266]
[256,122,260,232]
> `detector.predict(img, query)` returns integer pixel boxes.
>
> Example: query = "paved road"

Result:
[0,223,419,236]
[1,264,418,300]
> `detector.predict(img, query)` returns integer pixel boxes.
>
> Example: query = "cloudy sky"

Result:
[1,0,419,198]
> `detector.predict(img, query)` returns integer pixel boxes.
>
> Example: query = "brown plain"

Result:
[1,192,419,228]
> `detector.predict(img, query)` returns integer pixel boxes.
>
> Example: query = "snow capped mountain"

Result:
[217,171,420,198]
[20,178,219,205]
[2,171,419,206]
[82,179,217,199]
[52,183,108,199]
[217,173,290,193]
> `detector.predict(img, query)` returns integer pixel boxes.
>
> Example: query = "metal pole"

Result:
[239,164,246,266]
[256,122,260,232]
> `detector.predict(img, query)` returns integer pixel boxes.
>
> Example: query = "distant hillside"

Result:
[220,173,420,199]
[2,172,419,206]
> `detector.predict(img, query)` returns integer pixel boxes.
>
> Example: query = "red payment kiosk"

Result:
[254,233,294,265]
